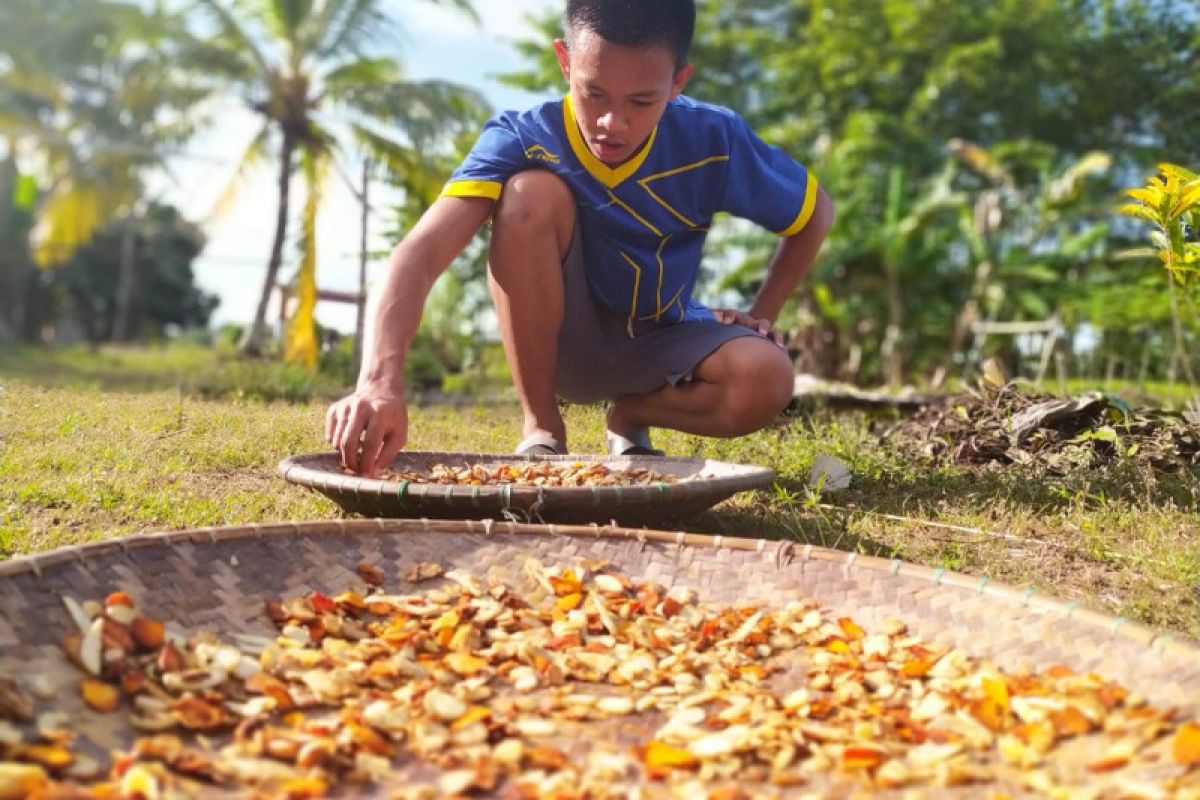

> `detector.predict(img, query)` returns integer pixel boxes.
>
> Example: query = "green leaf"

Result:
[12,174,37,210]
[1173,181,1200,217]
[1119,203,1159,225]
[1159,163,1199,183]
[1073,426,1119,444]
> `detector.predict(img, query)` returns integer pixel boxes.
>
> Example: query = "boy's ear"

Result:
[553,39,571,82]
[671,63,695,98]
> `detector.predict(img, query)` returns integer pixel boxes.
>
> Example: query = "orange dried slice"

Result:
[707,789,750,800]
[1086,754,1130,773]
[642,740,698,770]
[544,634,583,651]
[1173,721,1200,766]
[309,592,336,614]
[901,659,935,679]
[838,617,865,640]
[81,678,120,713]
[981,674,1009,711]
[130,617,165,650]
[0,763,49,796]
[450,706,492,732]
[245,673,295,710]
[969,697,1005,732]
[556,593,583,612]
[280,776,328,799]
[345,724,392,756]
[333,591,365,610]
[1048,706,1092,738]
[356,562,385,586]
[156,641,185,673]
[525,745,569,770]
[842,745,887,770]
[170,697,228,731]
[549,570,583,597]
[20,743,75,772]
[444,652,489,677]
[120,669,148,696]
[104,591,134,609]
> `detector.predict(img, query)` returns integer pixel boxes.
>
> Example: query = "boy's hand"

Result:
[712,308,786,348]
[325,393,408,478]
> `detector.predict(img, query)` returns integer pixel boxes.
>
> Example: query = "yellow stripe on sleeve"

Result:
[440,180,503,200]
[778,177,820,238]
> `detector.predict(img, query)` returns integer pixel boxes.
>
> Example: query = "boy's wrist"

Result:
[357,356,406,396]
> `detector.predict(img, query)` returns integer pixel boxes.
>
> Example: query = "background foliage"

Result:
[1,0,1198,390]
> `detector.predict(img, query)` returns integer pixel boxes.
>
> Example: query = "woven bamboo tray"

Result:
[2,520,1198,796]
[279,451,775,524]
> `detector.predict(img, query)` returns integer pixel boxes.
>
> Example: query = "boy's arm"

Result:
[326,195,494,477]
[715,187,836,340]
[750,187,835,324]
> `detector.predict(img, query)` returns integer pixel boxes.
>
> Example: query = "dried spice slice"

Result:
[373,460,684,487]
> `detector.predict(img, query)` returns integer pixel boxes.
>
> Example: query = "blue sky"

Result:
[155,0,560,333]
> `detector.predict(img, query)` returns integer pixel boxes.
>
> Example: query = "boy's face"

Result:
[554,30,693,167]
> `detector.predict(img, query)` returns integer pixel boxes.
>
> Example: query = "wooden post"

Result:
[353,158,371,377]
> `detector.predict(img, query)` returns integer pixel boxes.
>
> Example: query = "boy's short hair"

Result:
[565,0,696,68]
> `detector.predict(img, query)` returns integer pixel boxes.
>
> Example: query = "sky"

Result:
[153,0,561,333]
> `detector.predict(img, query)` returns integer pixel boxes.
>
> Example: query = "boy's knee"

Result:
[726,344,794,432]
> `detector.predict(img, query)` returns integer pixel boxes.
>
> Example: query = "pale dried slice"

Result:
[404,562,445,583]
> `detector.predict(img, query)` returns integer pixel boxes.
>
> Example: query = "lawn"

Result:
[1,344,1197,641]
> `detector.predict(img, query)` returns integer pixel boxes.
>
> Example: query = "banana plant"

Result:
[938,140,1113,383]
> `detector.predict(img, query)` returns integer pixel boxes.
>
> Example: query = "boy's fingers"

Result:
[358,418,389,478]
[375,430,406,477]
[339,406,369,473]
[324,403,340,444]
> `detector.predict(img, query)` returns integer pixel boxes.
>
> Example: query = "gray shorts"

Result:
[555,229,754,403]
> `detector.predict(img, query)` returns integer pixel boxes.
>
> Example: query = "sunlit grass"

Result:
[1,345,1197,641]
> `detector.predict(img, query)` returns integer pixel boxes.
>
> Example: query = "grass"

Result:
[2,344,1197,641]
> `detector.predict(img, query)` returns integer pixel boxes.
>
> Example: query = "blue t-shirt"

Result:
[442,94,818,336]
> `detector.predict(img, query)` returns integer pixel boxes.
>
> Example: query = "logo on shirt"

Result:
[524,144,561,164]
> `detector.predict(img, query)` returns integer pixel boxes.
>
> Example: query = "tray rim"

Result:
[277,450,776,499]
[1,517,1195,663]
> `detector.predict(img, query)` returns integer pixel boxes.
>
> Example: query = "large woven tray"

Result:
[1,519,1197,797]
[279,450,775,524]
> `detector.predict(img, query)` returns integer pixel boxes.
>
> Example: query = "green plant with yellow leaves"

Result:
[1122,165,1200,385]
[1123,164,1200,286]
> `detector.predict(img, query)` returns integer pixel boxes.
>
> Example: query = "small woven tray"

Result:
[1,520,1198,797]
[278,451,775,524]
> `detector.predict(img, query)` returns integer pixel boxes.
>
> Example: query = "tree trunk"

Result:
[933,258,992,389]
[881,257,904,389]
[1166,277,1196,388]
[112,220,138,342]
[0,151,16,342]
[239,130,297,356]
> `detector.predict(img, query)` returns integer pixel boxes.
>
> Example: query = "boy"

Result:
[327,0,834,476]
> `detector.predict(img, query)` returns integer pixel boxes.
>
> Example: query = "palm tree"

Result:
[0,0,204,339]
[189,0,488,363]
